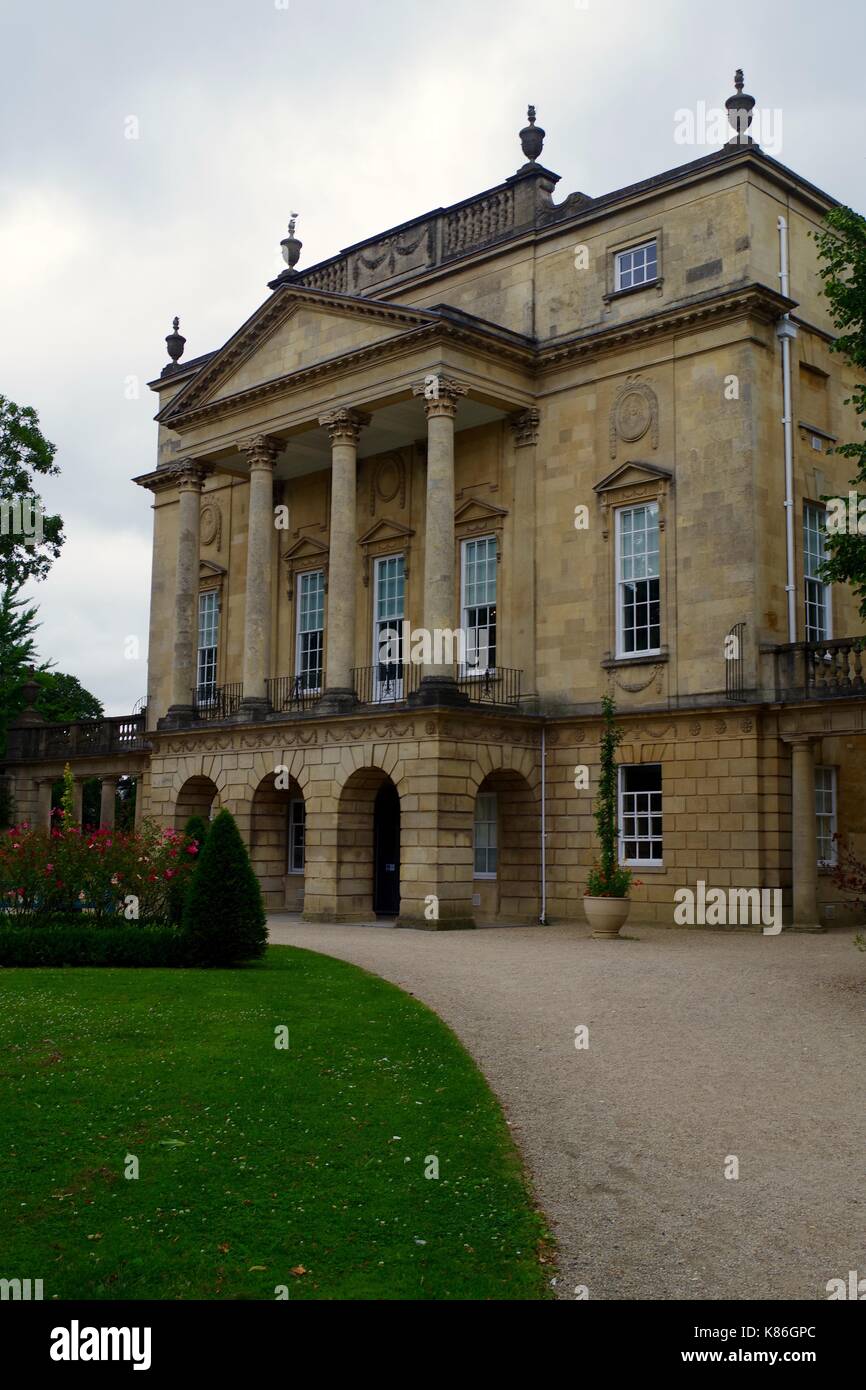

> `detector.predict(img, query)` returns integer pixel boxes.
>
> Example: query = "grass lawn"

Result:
[0,946,551,1300]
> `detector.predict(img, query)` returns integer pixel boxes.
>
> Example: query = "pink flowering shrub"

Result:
[0,820,201,927]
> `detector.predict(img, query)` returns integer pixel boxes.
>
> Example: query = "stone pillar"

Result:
[100,776,118,829]
[72,778,84,826]
[409,375,469,706]
[789,736,820,930]
[240,434,281,716]
[134,776,144,829]
[37,779,53,832]
[318,407,369,711]
[509,408,540,709]
[165,462,208,724]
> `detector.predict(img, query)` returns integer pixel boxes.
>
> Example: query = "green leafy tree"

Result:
[586,694,633,898]
[813,207,866,611]
[183,809,266,965]
[60,763,76,826]
[0,395,64,587]
[0,586,103,756]
[0,586,39,754]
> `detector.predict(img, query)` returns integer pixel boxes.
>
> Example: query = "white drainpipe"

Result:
[777,215,798,644]
[539,723,547,924]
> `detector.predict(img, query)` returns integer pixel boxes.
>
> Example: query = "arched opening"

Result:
[473,769,540,924]
[174,775,218,829]
[337,768,401,920]
[250,772,305,911]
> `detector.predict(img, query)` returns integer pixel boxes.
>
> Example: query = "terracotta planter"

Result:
[583,895,631,939]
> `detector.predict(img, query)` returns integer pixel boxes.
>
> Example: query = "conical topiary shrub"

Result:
[183,808,267,966]
[183,814,210,849]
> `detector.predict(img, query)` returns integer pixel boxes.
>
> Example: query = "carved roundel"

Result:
[200,501,222,550]
[617,390,652,442]
[609,376,659,459]
[370,453,406,514]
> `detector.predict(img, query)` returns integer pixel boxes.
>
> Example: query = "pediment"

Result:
[594,461,672,494]
[281,534,329,565]
[357,518,415,547]
[159,285,433,423]
[453,497,509,526]
[199,559,226,581]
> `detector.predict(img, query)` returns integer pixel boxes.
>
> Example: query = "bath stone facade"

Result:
[6,79,866,931]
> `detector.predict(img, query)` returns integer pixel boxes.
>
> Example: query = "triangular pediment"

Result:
[357,518,415,547]
[281,534,329,565]
[159,285,434,423]
[594,461,672,494]
[199,559,226,580]
[453,497,509,525]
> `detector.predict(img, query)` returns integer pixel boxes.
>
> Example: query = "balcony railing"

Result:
[191,683,244,721]
[458,666,522,705]
[4,713,149,762]
[352,664,522,707]
[806,637,866,695]
[352,664,421,705]
[266,675,321,714]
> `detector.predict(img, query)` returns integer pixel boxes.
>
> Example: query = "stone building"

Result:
[6,77,866,929]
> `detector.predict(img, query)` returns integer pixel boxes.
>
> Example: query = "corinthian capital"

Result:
[508,407,540,448]
[169,460,210,492]
[318,407,371,445]
[241,433,281,471]
[412,374,468,419]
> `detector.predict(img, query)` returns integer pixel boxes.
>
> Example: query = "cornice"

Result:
[537,282,794,373]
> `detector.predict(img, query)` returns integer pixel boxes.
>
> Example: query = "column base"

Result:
[395,914,477,931]
[407,676,470,708]
[239,696,271,721]
[315,687,359,714]
[157,704,195,729]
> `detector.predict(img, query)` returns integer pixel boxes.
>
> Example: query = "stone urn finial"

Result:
[15,667,46,726]
[165,316,186,365]
[280,212,303,272]
[519,105,545,163]
[725,68,755,144]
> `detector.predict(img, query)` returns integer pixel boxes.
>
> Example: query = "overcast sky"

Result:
[1,0,864,713]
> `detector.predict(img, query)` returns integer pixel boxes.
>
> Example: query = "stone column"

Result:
[318,407,369,711]
[72,778,84,826]
[789,736,820,930]
[409,375,469,706]
[240,434,281,717]
[165,462,208,724]
[134,776,144,829]
[37,779,53,832]
[99,776,118,829]
[509,408,540,709]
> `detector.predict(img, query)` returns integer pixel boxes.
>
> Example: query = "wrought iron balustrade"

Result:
[266,675,321,713]
[191,682,244,721]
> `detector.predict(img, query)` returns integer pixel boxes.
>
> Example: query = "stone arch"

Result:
[335,766,402,920]
[250,770,306,911]
[473,767,540,924]
[174,774,219,828]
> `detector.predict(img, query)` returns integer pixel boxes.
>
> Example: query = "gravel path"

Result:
[268,917,865,1301]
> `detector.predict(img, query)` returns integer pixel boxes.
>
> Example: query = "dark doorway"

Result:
[373,782,400,915]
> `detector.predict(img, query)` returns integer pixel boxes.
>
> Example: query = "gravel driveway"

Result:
[268,917,865,1301]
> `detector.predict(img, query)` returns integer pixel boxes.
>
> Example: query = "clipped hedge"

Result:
[0,923,188,968]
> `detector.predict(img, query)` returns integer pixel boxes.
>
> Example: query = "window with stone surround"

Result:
[815,765,837,867]
[803,501,831,642]
[461,535,497,675]
[295,569,325,693]
[196,590,219,702]
[373,553,405,701]
[616,502,660,656]
[474,792,498,877]
[615,239,658,292]
[619,764,662,866]
[287,798,305,874]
